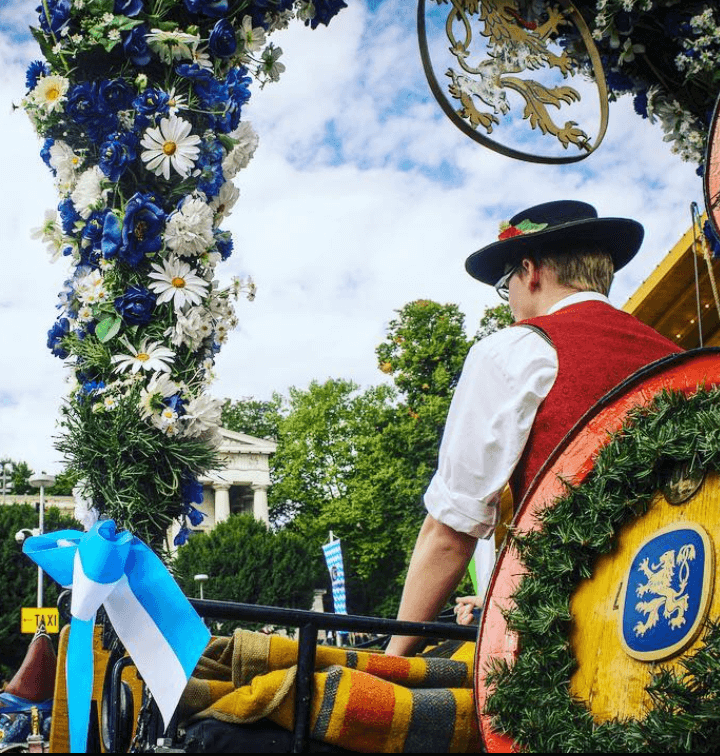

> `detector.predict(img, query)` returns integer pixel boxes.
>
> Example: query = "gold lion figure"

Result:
[633,544,696,637]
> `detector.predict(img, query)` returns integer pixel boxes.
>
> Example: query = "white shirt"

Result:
[424,291,611,539]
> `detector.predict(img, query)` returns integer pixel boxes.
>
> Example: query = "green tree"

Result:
[1,460,33,496]
[220,395,284,440]
[376,300,471,410]
[475,303,513,341]
[0,460,80,497]
[173,515,315,632]
[0,505,80,682]
[214,300,512,619]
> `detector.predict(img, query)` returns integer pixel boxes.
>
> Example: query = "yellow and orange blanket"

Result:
[178,630,481,753]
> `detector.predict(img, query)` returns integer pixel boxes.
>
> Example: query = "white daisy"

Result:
[148,257,209,311]
[111,338,176,374]
[296,2,315,23]
[260,44,285,83]
[164,196,214,256]
[239,15,266,53]
[30,75,70,112]
[49,140,83,192]
[139,373,179,418]
[147,28,199,63]
[141,115,201,180]
[75,269,108,305]
[209,181,240,225]
[190,44,213,71]
[166,88,187,115]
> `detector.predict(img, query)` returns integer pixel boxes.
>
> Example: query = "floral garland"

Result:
[484,388,720,752]
[23,0,347,548]
[561,0,720,165]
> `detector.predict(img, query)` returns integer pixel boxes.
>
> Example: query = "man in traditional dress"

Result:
[386,200,683,656]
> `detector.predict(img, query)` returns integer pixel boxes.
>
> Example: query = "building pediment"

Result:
[217,427,277,456]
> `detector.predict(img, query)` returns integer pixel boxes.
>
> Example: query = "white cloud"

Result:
[0,0,704,473]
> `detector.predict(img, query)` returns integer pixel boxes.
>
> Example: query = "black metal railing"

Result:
[106,598,478,753]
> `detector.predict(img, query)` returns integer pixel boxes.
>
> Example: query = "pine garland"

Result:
[484,388,720,753]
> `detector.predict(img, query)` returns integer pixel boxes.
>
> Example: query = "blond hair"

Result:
[535,244,614,296]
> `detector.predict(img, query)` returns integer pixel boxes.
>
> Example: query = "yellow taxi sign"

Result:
[21,608,60,634]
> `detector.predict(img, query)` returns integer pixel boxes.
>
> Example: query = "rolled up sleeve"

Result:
[424,326,557,537]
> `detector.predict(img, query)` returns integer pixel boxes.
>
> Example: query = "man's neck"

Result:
[531,286,583,318]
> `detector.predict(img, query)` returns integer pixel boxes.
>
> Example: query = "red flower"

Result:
[498,225,523,240]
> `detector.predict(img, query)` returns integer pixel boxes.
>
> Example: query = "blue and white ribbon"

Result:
[23,521,210,753]
[321,539,347,615]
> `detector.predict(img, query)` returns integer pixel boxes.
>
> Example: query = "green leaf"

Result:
[96,316,122,343]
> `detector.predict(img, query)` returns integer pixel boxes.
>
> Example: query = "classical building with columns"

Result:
[5,429,277,546]
[168,428,277,546]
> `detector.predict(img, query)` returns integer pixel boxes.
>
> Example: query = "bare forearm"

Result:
[386,515,477,656]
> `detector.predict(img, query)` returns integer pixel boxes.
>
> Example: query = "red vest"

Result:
[509,300,682,504]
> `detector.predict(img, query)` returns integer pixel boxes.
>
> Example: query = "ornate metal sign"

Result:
[418,0,609,163]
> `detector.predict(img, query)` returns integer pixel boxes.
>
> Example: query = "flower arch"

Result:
[23,0,347,548]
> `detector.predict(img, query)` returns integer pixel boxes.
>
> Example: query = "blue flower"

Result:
[176,63,214,84]
[99,79,134,112]
[47,318,71,359]
[196,138,225,197]
[40,138,55,174]
[183,0,228,18]
[248,0,293,29]
[209,18,237,58]
[305,0,348,29]
[101,212,122,259]
[78,380,105,402]
[614,11,635,36]
[186,505,205,527]
[99,131,138,182]
[163,393,186,415]
[66,82,117,144]
[80,211,109,264]
[37,0,71,36]
[704,220,720,258]
[114,286,157,325]
[114,0,144,17]
[26,61,50,91]
[134,87,170,116]
[227,66,251,108]
[633,90,648,119]
[58,198,81,235]
[181,473,204,505]
[174,526,190,546]
[119,192,166,267]
[123,25,151,67]
[214,230,233,260]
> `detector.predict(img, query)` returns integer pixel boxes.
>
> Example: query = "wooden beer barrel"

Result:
[474,350,720,752]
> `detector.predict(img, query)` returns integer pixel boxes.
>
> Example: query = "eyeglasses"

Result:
[494,264,520,301]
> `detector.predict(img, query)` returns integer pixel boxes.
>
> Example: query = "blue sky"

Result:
[0,0,702,473]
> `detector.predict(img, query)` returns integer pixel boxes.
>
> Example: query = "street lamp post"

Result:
[194,574,209,600]
[29,473,56,608]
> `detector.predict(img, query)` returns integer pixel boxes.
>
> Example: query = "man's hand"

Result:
[454,595,483,626]
[385,514,477,657]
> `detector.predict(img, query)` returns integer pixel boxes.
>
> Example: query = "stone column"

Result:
[214,484,231,524]
[251,483,269,525]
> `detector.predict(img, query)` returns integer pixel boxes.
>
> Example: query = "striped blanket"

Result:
[178,630,481,753]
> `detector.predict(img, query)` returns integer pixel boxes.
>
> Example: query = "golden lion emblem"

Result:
[633,544,696,637]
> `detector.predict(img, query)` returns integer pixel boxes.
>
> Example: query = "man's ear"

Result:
[522,257,542,292]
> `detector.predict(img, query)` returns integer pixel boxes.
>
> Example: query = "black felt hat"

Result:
[465,200,644,285]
